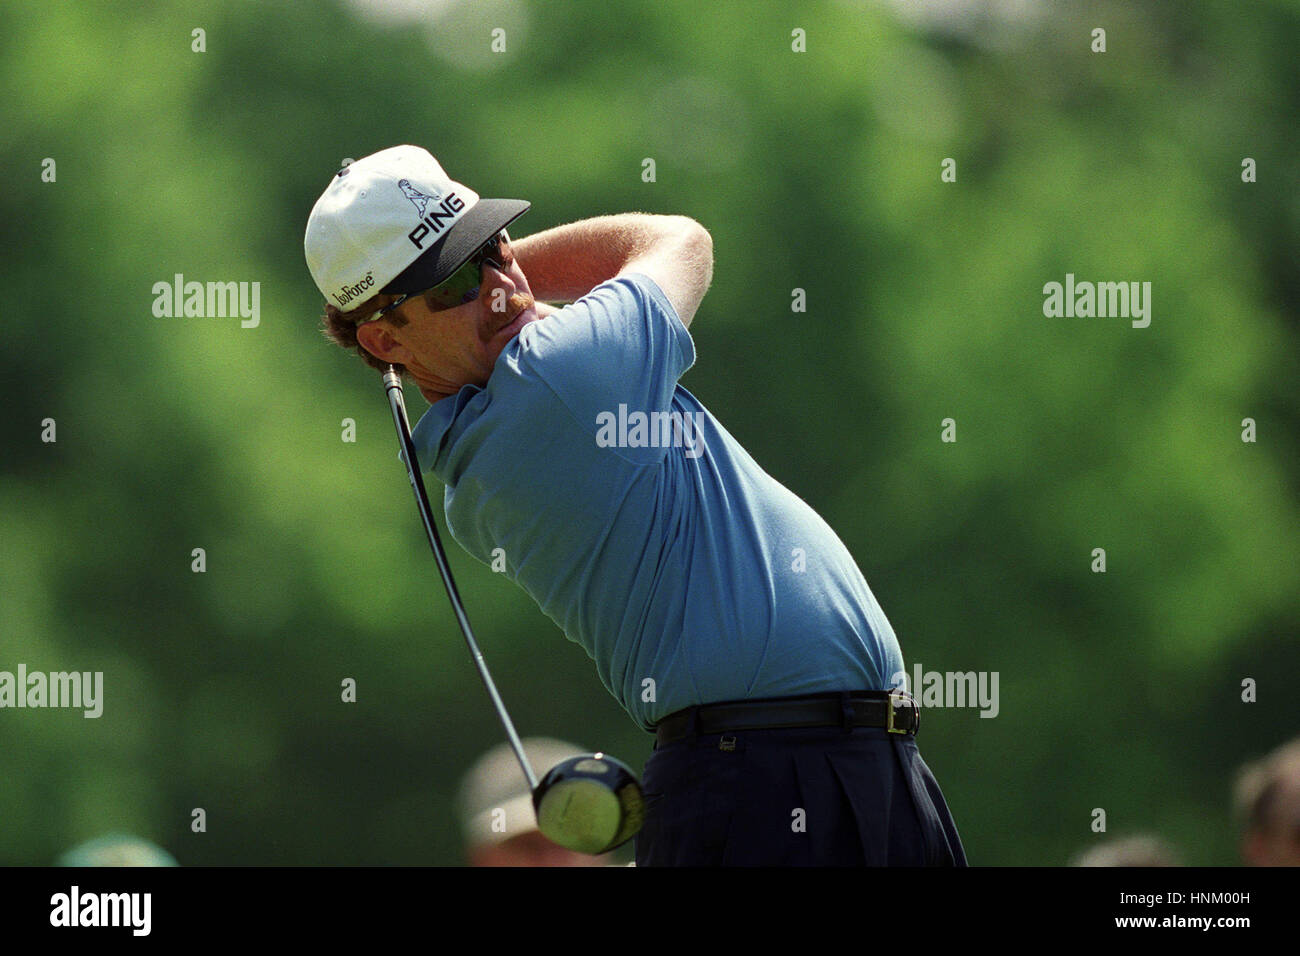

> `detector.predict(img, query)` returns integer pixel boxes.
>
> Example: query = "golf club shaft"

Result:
[382,367,539,792]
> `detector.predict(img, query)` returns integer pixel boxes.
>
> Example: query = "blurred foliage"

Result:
[1,0,1296,865]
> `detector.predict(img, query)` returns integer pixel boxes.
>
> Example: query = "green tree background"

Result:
[1,0,1296,865]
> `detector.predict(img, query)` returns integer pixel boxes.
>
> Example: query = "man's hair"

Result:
[1233,736,1300,833]
[321,292,410,375]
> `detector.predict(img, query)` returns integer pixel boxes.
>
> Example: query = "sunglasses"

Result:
[358,230,513,325]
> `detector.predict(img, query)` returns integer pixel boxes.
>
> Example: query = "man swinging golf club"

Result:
[305,144,967,866]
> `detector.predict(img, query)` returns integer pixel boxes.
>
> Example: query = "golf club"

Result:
[381,366,644,855]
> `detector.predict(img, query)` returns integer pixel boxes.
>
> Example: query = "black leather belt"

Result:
[653,690,920,747]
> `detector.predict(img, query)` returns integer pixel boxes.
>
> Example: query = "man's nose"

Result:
[479,262,516,299]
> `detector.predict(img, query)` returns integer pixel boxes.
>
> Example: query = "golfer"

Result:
[305,145,966,866]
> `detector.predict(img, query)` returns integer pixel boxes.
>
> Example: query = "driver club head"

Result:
[532,753,645,855]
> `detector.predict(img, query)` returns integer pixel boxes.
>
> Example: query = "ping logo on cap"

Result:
[398,179,438,218]
[407,190,466,250]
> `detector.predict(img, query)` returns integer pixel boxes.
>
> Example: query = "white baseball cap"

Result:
[304,145,530,311]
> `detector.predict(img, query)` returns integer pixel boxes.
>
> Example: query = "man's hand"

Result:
[511,213,713,328]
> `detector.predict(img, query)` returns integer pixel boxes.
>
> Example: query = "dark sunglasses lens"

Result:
[424,256,483,310]
[423,232,512,310]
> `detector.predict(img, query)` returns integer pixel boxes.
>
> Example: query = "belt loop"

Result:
[839,692,853,732]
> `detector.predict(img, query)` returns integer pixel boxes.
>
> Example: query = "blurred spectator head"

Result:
[57,833,178,867]
[1071,834,1181,867]
[457,736,607,866]
[1234,736,1300,867]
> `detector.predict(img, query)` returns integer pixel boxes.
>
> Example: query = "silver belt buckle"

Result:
[886,691,915,734]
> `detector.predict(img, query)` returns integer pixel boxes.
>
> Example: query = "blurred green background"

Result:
[1,0,1296,866]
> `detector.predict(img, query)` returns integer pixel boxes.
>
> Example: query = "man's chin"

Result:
[481,296,538,341]
[499,304,539,339]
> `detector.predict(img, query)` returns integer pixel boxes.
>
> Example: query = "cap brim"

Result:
[383,198,530,295]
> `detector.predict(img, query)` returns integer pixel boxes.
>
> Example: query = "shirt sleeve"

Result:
[518,271,696,435]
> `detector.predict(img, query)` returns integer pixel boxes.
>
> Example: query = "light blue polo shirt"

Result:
[409,273,904,730]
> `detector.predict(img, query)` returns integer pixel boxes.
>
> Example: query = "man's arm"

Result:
[511,213,713,328]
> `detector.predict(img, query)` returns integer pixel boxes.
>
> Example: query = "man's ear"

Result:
[356,322,407,364]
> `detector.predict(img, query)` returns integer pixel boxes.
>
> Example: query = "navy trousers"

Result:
[634,723,967,866]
